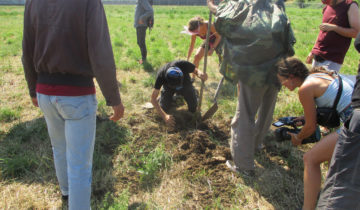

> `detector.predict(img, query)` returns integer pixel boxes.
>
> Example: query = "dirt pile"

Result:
[119,109,242,207]
[169,118,237,207]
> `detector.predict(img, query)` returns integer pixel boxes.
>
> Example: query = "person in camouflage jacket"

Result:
[207,0,295,173]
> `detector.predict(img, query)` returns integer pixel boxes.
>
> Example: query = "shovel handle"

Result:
[197,11,213,113]
[213,77,224,103]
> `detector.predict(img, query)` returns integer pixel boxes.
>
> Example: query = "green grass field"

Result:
[0,4,359,209]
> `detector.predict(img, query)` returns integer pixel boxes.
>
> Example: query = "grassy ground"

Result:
[0,4,359,209]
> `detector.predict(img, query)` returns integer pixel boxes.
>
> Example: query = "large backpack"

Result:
[214,0,296,87]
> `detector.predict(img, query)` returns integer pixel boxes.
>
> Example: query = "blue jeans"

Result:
[37,93,97,210]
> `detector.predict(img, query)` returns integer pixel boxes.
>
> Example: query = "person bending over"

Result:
[277,57,354,210]
[151,60,207,127]
[186,16,222,80]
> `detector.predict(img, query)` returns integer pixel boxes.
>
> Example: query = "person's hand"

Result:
[138,19,144,25]
[306,52,314,64]
[208,48,214,56]
[289,133,302,146]
[31,97,38,107]
[197,71,208,81]
[319,23,336,32]
[110,102,125,122]
[164,114,175,127]
[207,0,217,13]
[294,116,305,126]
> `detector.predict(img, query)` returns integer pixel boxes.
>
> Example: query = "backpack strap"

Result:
[332,75,343,110]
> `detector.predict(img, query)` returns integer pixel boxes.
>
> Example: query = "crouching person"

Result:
[151,60,207,127]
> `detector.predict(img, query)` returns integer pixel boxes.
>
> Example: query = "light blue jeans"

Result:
[37,93,97,210]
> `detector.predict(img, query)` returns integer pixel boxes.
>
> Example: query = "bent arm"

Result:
[321,4,360,38]
[150,89,168,120]
[296,86,318,141]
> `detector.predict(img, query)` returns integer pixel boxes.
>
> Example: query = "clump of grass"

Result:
[0,155,36,178]
[100,189,130,210]
[0,107,20,122]
[142,74,156,87]
[137,144,171,187]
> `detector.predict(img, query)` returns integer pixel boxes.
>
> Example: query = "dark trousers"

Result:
[136,26,147,60]
[159,85,197,113]
[317,109,360,210]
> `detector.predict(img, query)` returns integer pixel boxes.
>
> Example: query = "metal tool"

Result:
[202,77,224,121]
[197,11,212,113]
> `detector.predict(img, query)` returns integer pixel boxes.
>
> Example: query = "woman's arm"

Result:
[290,84,318,145]
[187,35,196,61]
[319,3,360,38]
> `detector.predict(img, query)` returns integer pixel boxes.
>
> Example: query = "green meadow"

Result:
[0,4,359,209]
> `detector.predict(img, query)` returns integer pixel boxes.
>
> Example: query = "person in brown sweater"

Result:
[22,0,124,209]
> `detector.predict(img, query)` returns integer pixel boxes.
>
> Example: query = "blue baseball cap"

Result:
[166,67,184,90]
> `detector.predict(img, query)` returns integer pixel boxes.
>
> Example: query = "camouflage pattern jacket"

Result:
[214,0,296,87]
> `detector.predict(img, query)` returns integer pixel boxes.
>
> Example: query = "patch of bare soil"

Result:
[170,129,235,207]
[116,107,239,206]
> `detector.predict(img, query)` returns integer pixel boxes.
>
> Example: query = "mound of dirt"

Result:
[173,130,231,164]
[120,109,239,207]
[170,129,236,207]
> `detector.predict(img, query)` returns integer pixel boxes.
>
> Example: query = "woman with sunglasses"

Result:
[276,57,354,210]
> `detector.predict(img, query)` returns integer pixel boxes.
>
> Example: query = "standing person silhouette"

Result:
[207,0,295,174]
[134,0,154,64]
[306,0,360,72]
[22,0,124,209]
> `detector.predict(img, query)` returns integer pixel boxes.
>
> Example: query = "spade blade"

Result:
[202,103,218,121]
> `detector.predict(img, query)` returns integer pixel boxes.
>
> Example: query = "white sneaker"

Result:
[225,160,255,176]
[225,160,238,173]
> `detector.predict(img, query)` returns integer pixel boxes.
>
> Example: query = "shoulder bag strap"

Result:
[332,75,343,110]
